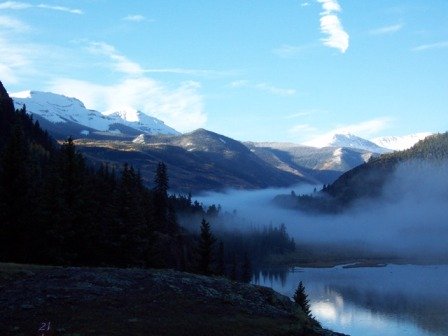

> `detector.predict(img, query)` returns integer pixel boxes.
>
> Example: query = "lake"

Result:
[253,264,448,336]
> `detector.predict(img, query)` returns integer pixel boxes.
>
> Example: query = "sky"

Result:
[1,0,447,143]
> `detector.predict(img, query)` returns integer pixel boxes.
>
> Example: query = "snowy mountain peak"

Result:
[11,90,179,137]
[304,133,390,153]
[106,108,140,122]
[371,133,433,151]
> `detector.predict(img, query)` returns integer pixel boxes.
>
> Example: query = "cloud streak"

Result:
[37,4,83,15]
[0,14,29,31]
[122,14,146,22]
[230,80,296,96]
[302,117,392,146]
[412,41,448,52]
[273,44,312,58]
[86,41,145,76]
[369,24,403,36]
[0,1,82,14]
[46,41,207,132]
[317,0,349,53]
[0,1,31,10]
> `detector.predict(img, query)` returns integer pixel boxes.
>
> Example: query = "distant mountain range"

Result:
[275,132,448,212]
[303,133,390,153]
[77,129,308,192]
[11,91,179,140]
[10,90,433,191]
[371,133,433,151]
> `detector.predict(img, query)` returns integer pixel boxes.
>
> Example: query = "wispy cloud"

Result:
[48,78,206,133]
[288,123,317,136]
[273,44,312,58]
[369,24,403,36]
[47,41,207,132]
[284,109,322,119]
[86,42,234,79]
[0,1,31,10]
[0,32,35,83]
[122,14,146,22]
[86,41,145,76]
[37,4,83,15]
[0,1,83,14]
[317,0,349,53]
[145,68,238,78]
[230,80,296,96]
[0,14,29,31]
[303,117,392,146]
[412,41,448,52]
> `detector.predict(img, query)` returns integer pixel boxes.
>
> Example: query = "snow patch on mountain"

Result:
[11,91,180,136]
[303,133,390,153]
[371,133,433,151]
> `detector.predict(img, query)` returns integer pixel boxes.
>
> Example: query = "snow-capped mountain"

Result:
[303,133,390,154]
[245,141,379,184]
[371,133,433,151]
[11,91,179,138]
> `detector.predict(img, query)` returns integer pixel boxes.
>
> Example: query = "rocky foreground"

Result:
[0,263,346,336]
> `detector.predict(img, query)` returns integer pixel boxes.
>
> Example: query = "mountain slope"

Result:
[371,133,433,151]
[76,129,310,192]
[303,133,390,153]
[246,142,378,185]
[11,91,179,139]
[298,132,448,211]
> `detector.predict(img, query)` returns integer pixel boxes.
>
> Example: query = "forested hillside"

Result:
[0,81,296,278]
[275,133,448,213]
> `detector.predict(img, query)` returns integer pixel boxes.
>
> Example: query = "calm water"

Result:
[253,264,448,336]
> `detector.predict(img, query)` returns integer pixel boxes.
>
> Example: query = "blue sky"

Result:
[1,0,447,143]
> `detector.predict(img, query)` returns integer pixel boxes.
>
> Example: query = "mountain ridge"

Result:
[11,90,179,139]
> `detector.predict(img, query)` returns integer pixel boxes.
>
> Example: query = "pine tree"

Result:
[216,241,225,276]
[293,281,312,317]
[241,252,252,283]
[153,162,170,233]
[197,219,216,275]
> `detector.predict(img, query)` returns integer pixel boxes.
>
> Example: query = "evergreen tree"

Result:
[293,281,312,317]
[216,241,225,276]
[196,219,216,275]
[230,253,238,281]
[153,162,170,233]
[241,252,252,283]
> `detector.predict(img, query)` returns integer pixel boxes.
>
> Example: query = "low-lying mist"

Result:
[193,160,448,262]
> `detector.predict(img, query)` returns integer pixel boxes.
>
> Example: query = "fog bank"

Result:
[194,161,448,261]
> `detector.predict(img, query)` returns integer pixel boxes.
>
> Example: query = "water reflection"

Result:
[253,265,448,336]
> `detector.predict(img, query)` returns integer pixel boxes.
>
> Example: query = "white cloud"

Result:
[86,41,145,76]
[37,4,82,14]
[273,44,310,58]
[412,41,448,52]
[288,124,317,135]
[230,80,296,96]
[303,117,392,145]
[47,78,206,132]
[284,109,322,119]
[0,1,31,10]
[317,0,349,53]
[145,68,238,78]
[122,14,146,22]
[369,24,403,36]
[0,33,34,84]
[0,2,82,14]
[45,41,207,132]
[0,15,29,31]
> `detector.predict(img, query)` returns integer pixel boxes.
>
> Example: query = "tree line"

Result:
[0,80,297,283]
